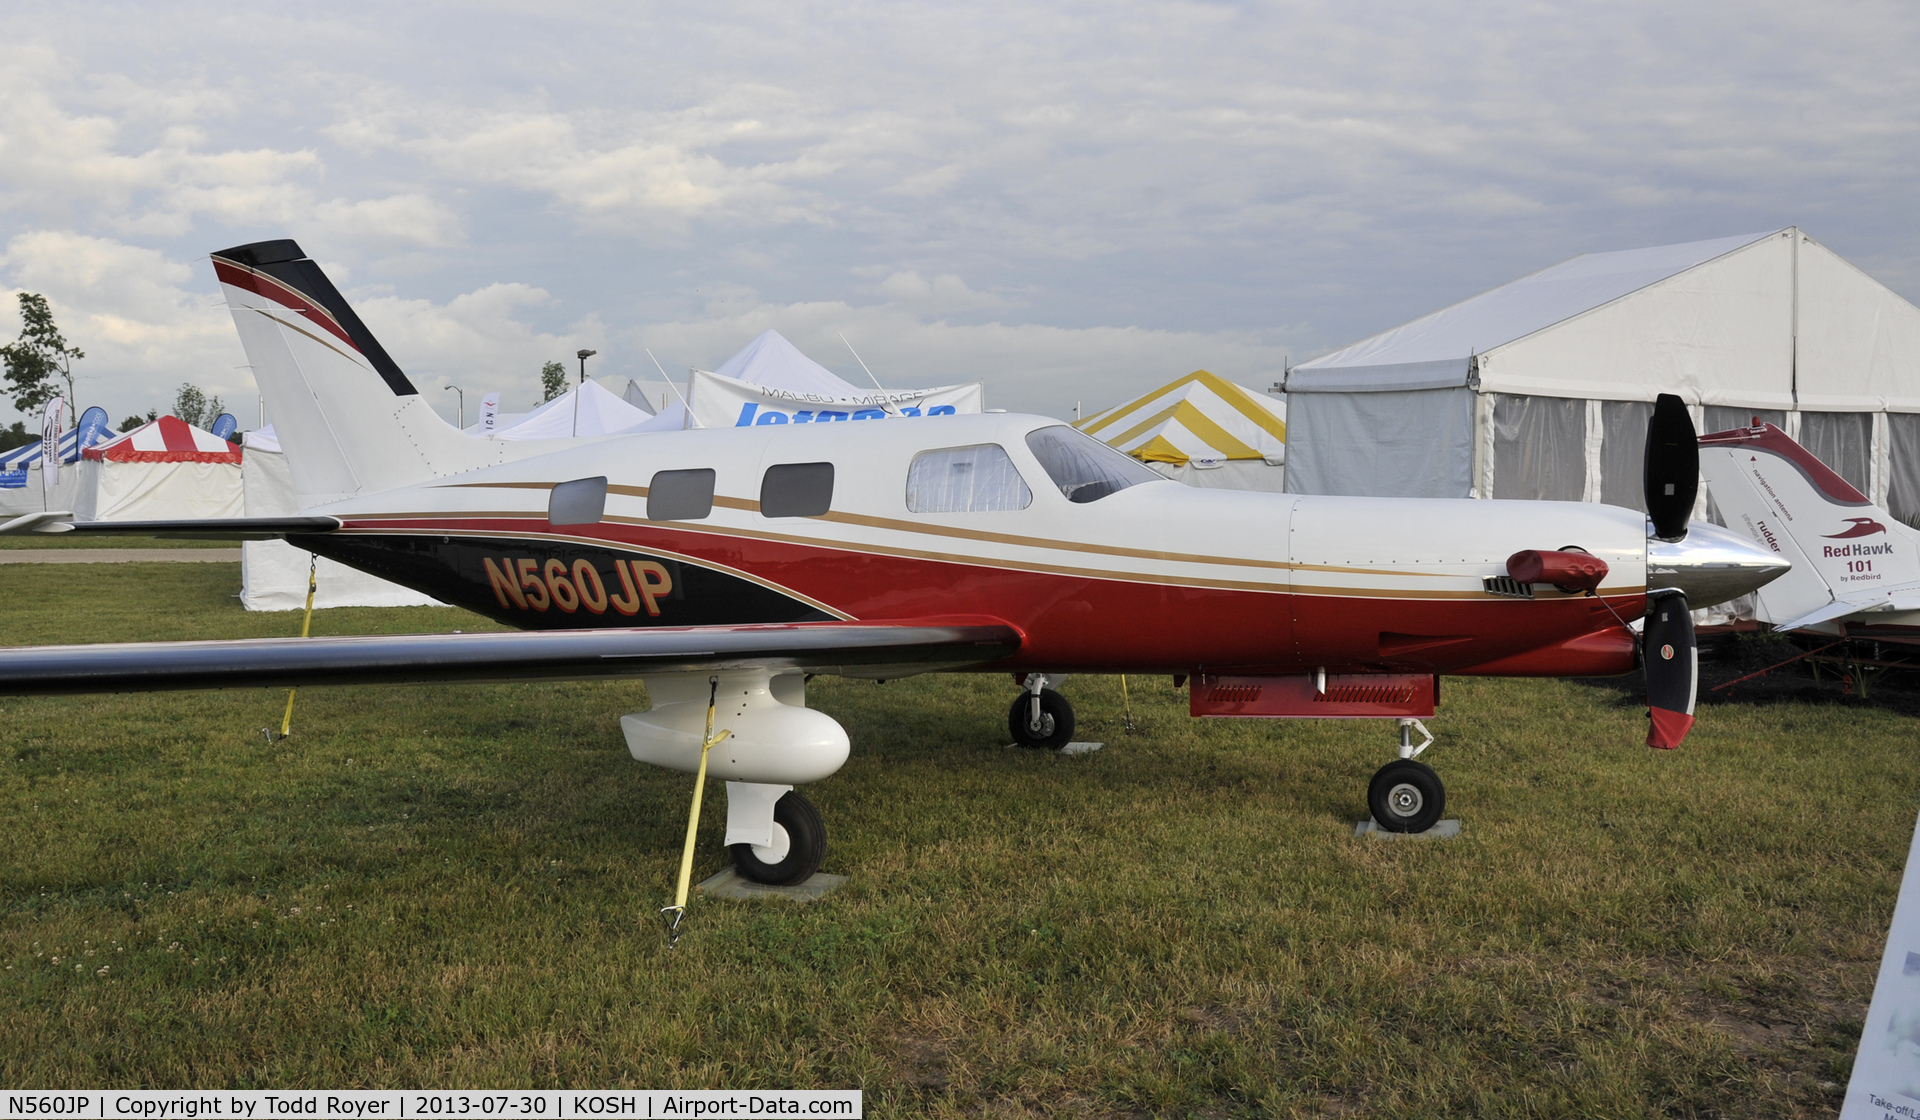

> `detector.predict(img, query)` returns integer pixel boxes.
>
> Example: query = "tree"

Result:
[118,409,158,433]
[172,384,223,429]
[540,360,568,402]
[1,293,84,414]
[0,419,30,452]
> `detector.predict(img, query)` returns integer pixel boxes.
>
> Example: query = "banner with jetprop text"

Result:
[690,369,983,430]
[75,405,111,452]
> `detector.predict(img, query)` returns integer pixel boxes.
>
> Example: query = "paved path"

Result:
[0,549,241,564]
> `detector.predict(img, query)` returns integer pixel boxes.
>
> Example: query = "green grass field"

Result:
[1,561,1913,1116]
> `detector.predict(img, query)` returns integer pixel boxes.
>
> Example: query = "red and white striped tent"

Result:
[76,416,244,520]
[83,415,243,464]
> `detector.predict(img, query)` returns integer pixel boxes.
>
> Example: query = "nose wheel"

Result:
[1368,759,1445,833]
[1366,717,1446,833]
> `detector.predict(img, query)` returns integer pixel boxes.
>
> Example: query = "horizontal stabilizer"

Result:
[0,515,341,540]
[0,620,1022,696]
[0,511,77,535]
[1772,583,1920,633]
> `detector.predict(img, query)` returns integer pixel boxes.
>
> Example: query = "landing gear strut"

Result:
[1009,673,1075,749]
[1368,718,1446,833]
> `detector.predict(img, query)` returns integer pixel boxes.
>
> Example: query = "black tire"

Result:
[1008,688,1075,749]
[1368,760,1446,834]
[730,790,827,886]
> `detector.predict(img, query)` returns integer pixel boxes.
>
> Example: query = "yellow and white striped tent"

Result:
[1075,370,1287,491]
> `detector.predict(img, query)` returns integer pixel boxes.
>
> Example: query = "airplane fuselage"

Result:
[293,412,1652,680]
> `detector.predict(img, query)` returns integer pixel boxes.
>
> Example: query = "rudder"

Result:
[213,239,539,507]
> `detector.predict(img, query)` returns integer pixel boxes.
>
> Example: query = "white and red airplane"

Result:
[0,240,1788,886]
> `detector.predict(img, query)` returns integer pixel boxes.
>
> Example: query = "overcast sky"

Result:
[1,0,1915,426]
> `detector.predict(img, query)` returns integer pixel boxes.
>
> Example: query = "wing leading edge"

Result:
[0,513,341,540]
[0,620,1022,696]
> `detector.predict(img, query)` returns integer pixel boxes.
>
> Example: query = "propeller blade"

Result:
[1644,393,1699,540]
[1644,589,1697,749]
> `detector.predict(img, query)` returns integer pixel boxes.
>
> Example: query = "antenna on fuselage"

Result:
[646,349,699,429]
[839,332,902,417]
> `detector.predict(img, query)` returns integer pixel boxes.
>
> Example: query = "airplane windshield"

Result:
[1024,425,1167,503]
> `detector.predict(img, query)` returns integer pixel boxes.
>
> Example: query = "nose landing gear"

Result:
[1367,718,1446,833]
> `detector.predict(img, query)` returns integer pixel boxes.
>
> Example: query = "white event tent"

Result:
[687,330,983,428]
[1076,370,1288,491]
[1283,228,1920,526]
[469,378,665,440]
[76,415,243,521]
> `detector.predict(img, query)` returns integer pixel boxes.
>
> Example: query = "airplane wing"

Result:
[0,512,340,540]
[0,619,1021,696]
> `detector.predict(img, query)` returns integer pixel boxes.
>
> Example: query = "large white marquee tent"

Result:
[1283,228,1920,527]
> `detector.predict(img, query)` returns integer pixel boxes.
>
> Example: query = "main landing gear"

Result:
[729,788,827,886]
[1368,718,1446,833]
[1009,673,1075,749]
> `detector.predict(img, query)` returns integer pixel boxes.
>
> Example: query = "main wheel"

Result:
[1368,759,1446,834]
[730,790,827,886]
[1008,688,1075,749]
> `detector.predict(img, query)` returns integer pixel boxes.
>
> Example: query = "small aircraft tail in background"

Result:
[1698,422,1920,636]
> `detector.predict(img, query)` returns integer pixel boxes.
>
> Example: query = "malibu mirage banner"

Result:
[689,370,983,430]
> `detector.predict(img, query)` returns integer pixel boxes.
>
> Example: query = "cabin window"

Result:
[906,444,1032,512]
[761,462,835,517]
[648,468,716,521]
[549,476,607,526]
[1024,425,1164,503]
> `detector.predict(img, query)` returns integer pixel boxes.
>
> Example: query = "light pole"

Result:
[445,384,465,429]
[573,350,597,436]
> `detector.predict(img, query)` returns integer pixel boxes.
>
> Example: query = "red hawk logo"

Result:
[1824,517,1887,539]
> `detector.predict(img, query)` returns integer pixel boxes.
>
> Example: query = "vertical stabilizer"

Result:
[1698,422,1920,631]
[212,240,565,507]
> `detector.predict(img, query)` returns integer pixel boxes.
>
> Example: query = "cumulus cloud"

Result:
[874,271,1010,312]
[348,282,606,415]
[628,289,1300,417]
[0,1,1916,422]
[0,231,244,418]
[0,44,461,253]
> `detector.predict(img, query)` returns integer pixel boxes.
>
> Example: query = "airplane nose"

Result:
[1646,520,1791,606]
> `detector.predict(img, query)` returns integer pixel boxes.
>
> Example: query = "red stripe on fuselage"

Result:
[335,515,1645,677]
[212,259,359,351]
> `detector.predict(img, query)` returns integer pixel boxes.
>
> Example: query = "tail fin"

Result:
[213,240,552,506]
[1698,422,1920,631]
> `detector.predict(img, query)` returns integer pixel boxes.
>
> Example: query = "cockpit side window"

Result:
[905,444,1033,513]
[1024,425,1165,503]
